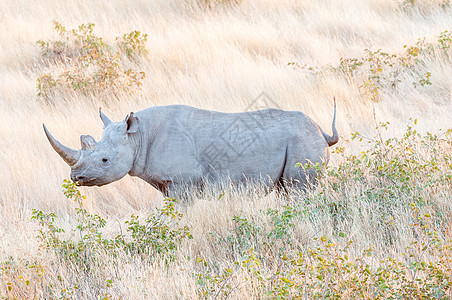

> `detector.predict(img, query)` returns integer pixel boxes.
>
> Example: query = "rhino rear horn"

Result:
[99,108,112,128]
[81,135,97,150]
[43,124,80,166]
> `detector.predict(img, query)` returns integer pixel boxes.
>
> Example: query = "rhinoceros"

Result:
[43,100,338,200]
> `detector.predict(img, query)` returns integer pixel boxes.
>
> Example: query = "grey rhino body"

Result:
[44,102,338,200]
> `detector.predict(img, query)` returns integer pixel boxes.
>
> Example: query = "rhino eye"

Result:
[102,158,109,163]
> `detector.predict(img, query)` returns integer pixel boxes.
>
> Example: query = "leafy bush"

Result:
[266,228,451,299]
[25,180,191,297]
[0,257,45,299]
[116,30,148,57]
[197,0,242,9]
[32,180,111,272]
[194,207,451,299]
[338,31,452,101]
[289,31,452,102]
[193,121,452,299]
[36,21,147,98]
[401,0,451,10]
[33,180,191,264]
[319,120,452,202]
[194,249,265,299]
[115,197,192,263]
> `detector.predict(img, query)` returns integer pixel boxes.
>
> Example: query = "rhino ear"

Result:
[80,135,97,150]
[126,112,139,133]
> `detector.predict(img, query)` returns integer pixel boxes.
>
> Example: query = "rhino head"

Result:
[43,109,139,186]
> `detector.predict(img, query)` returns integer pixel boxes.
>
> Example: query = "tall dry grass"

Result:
[0,0,451,298]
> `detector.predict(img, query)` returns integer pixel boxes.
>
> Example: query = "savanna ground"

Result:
[0,0,452,298]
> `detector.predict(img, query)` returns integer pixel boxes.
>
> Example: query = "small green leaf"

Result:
[281,277,291,284]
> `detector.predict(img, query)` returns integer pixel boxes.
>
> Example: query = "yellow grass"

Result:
[0,0,451,298]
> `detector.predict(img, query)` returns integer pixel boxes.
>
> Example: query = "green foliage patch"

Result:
[0,181,192,298]
[289,30,452,102]
[338,32,452,101]
[36,21,147,98]
[193,206,452,299]
[401,0,451,10]
[193,121,452,299]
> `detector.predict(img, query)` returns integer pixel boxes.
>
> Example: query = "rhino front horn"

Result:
[43,124,80,166]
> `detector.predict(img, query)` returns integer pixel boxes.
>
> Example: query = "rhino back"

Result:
[132,105,326,185]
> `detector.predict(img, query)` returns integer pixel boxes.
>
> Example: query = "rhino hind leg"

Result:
[281,171,315,192]
[281,132,330,192]
[272,177,291,201]
[281,158,321,192]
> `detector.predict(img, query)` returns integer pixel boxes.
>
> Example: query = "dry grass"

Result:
[0,0,451,298]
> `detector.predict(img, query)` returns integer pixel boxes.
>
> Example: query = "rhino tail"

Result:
[321,97,339,147]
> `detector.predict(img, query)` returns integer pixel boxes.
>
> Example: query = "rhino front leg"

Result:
[166,182,200,206]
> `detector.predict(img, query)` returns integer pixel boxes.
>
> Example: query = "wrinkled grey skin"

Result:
[43,102,338,200]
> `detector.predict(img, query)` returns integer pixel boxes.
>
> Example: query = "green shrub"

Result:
[195,207,451,299]
[114,197,192,263]
[0,257,45,299]
[32,180,110,272]
[338,31,452,101]
[116,30,148,57]
[317,120,452,202]
[32,180,191,264]
[401,0,451,10]
[290,31,452,102]
[194,249,265,299]
[36,21,147,98]
[197,0,242,9]
[27,180,191,297]
[194,121,452,298]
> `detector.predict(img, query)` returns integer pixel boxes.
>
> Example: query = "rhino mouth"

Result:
[78,181,108,187]
[78,180,109,187]
[73,177,107,187]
